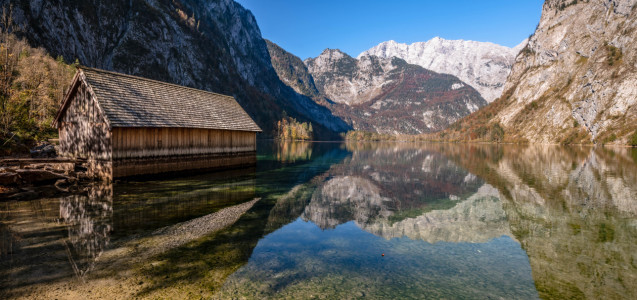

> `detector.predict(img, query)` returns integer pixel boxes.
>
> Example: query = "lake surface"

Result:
[1,142,636,299]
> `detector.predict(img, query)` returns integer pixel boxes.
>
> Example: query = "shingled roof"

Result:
[56,67,262,132]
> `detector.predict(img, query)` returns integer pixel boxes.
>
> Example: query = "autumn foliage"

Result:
[1,5,76,152]
[275,116,313,141]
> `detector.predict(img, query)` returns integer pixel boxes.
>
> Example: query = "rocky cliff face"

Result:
[307,49,488,134]
[306,49,393,106]
[4,0,349,138]
[277,48,487,134]
[360,38,526,102]
[492,0,637,144]
[265,40,324,102]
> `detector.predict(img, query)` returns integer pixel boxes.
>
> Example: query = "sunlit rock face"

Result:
[446,145,637,299]
[301,49,487,134]
[268,39,488,135]
[306,49,393,106]
[492,0,637,144]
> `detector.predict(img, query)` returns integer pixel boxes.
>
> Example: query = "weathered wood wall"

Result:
[111,128,256,159]
[58,81,111,160]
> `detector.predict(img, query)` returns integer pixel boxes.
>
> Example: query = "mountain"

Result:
[441,0,637,145]
[4,0,349,139]
[360,37,526,102]
[304,49,488,134]
[306,49,397,106]
[264,40,324,103]
[266,43,487,134]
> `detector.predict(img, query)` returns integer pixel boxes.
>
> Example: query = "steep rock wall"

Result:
[497,0,637,144]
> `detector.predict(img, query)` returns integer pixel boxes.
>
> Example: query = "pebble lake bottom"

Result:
[1,141,636,299]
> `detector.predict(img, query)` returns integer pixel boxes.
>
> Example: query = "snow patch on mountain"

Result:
[451,83,464,90]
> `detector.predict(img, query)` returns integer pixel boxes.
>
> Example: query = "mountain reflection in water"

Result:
[444,144,637,299]
[1,142,636,299]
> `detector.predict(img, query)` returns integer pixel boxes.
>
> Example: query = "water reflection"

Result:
[444,144,637,299]
[218,143,536,299]
[0,168,260,298]
[112,168,257,237]
[59,185,112,280]
[273,141,313,162]
[301,143,509,244]
[1,141,636,299]
[0,184,114,295]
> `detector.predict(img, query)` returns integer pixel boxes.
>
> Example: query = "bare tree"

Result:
[0,4,20,133]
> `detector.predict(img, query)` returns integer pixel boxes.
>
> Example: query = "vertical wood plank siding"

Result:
[58,82,111,160]
[111,128,256,159]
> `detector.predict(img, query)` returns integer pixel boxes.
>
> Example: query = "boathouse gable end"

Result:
[54,67,261,179]
[56,72,112,161]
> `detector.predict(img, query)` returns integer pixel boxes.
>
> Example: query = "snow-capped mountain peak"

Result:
[359,37,525,102]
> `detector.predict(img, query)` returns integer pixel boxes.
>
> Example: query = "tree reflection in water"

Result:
[274,141,313,162]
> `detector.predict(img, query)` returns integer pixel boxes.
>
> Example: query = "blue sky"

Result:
[235,0,544,60]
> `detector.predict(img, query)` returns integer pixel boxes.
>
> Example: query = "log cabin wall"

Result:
[111,128,256,159]
[58,81,111,161]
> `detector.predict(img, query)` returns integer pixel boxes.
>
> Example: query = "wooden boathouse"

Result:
[54,67,262,179]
